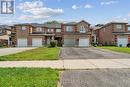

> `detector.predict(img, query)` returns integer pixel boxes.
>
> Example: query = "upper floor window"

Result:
[0,29,2,33]
[48,29,54,32]
[80,26,86,33]
[21,26,26,30]
[56,29,61,32]
[66,26,73,32]
[116,24,122,29]
[128,27,130,31]
[36,27,42,32]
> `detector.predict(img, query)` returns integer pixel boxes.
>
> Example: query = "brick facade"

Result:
[95,22,130,46]
[62,20,93,47]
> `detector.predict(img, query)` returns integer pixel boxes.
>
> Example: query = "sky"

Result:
[0,0,130,25]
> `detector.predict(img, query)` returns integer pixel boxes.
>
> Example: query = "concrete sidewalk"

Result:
[0,47,36,56]
[0,59,130,69]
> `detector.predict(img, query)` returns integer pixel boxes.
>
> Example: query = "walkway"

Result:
[0,59,130,69]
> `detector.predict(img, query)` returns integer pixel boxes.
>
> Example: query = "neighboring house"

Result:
[95,22,130,47]
[62,20,93,47]
[0,25,11,46]
[93,24,104,44]
[11,23,62,47]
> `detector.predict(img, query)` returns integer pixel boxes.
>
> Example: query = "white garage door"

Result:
[117,36,128,47]
[17,38,27,47]
[79,38,89,47]
[32,38,42,47]
[64,39,75,47]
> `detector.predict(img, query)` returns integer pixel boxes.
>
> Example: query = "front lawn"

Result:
[0,68,59,87]
[0,47,60,61]
[98,46,130,54]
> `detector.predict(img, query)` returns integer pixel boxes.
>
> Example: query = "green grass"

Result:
[0,47,60,61]
[98,46,130,54]
[0,68,59,87]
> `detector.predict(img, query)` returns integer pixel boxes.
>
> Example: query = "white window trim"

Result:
[66,26,73,32]
[80,26,86,33]
[116,24,122,29]
[21,26,26,31]
[48,29,54,32]
[56,29,61,32]
[128,27,130,31]
[36,27,42,32]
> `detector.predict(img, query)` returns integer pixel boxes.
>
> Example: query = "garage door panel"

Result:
[79,38,89,47]
[117,36,128,47]
[32,38,42,47]
[64,39,75,47]
[17,38,27,47]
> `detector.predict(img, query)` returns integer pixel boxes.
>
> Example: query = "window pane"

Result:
[56,29,61,32]
[48,29,53,32]
[128,27,130,31]
[66,26,73,32]
[80,26,86,33]
[21,26,26,30]
[116,24,122,29]
[36,27,42,31]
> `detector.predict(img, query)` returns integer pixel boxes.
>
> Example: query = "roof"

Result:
[99,22,128,29]
[14,23,62,29]
[31,23,44,27]
[63,20,90,25]
[0,25,12,30]
[14,23,31,26]
[43,23,61,28]
[63,22,77,25]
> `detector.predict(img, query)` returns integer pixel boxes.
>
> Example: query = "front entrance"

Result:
[55,37,62,46]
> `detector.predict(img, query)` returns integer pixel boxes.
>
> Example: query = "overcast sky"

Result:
[0,0,130,25]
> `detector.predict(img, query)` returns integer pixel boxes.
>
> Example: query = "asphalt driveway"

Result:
[61,69,130,87]
[0,47,36,56]
[60,47,130,59]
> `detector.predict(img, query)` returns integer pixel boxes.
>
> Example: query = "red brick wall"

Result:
[128,35,130,43]
[98,24,114,45]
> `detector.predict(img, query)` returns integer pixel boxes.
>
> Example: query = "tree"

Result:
[45,20,59,24]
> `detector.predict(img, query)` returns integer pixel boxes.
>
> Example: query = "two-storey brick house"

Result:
[12,23,62,47]
[96,22,130,47]
[11,20,93,47]
[62,20,93,47]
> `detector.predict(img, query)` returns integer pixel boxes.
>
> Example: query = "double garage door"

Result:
[17,38,43,47]
[64,38,89,47]
[117,36,128,47]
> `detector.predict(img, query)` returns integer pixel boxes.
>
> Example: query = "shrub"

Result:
[127,43,130,47]
[50,40,57,47]
[92,42,97,47]
[104,42,108,46]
